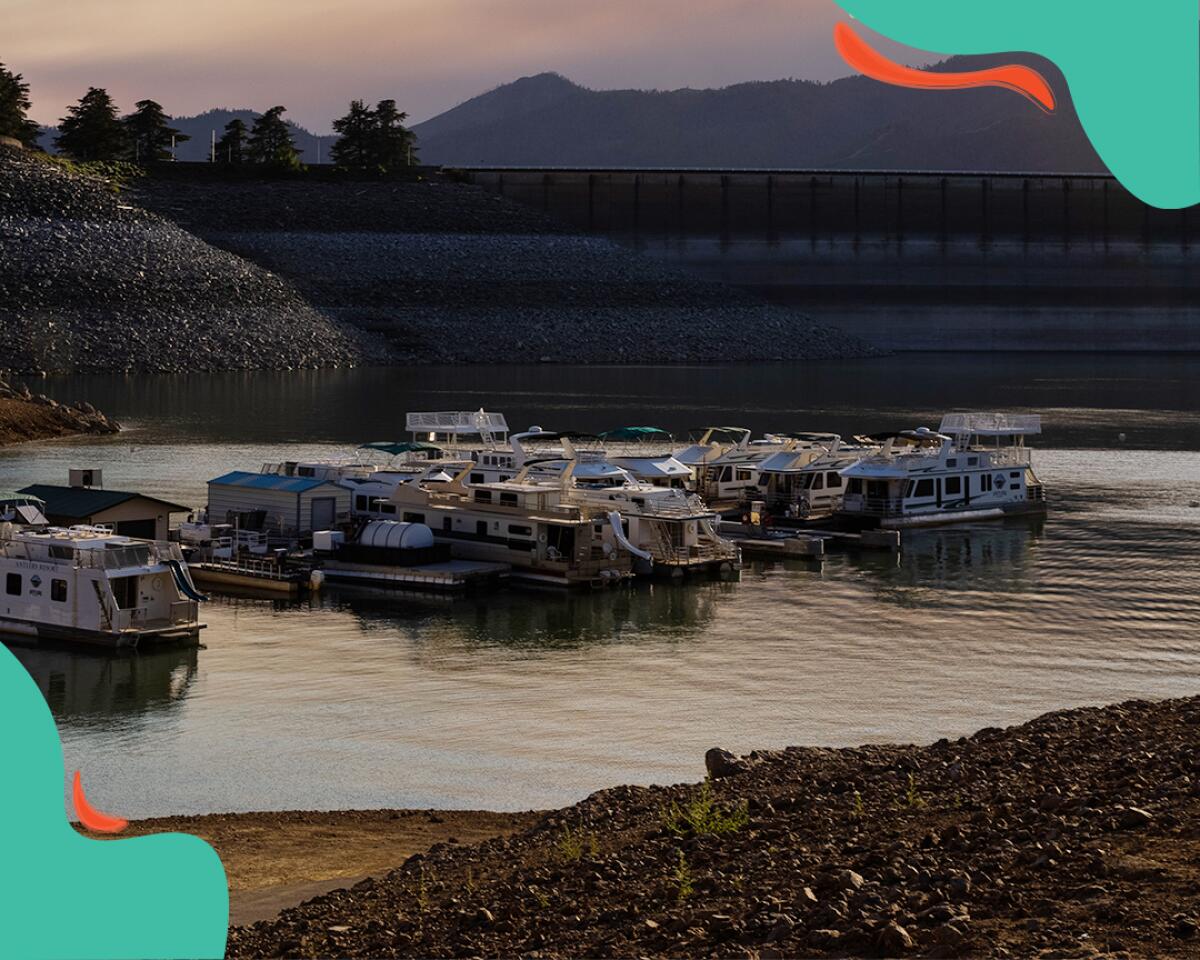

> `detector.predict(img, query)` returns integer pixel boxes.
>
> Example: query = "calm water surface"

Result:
[1,356,1198,817]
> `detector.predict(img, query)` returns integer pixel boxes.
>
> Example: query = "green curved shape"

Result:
[0,643,228,959]
[834,1,1200,209]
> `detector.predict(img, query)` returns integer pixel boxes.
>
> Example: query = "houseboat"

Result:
[388,464,635,587]
[600,427,693,489]
[837,413,1047,529]
[756,436,875,518]
[0,523,206,648]
[509,432,740,576]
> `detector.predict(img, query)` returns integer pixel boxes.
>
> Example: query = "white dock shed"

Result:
[207,471,350,537]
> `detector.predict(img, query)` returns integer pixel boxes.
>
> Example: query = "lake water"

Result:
[1,355,1199,817]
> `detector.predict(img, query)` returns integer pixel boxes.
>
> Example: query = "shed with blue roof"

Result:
[207,471,351,537]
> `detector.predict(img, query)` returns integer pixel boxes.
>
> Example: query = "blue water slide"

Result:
[166,559,210,602]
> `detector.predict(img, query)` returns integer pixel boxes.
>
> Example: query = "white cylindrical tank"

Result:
[358,521,435,550]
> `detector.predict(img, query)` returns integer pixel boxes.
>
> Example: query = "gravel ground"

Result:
[0,148,381,373]
[208,231,877,363]
[228,696,1200,959]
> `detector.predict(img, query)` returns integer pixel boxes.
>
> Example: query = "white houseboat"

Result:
[388,464,635,587]
[837,413,1047,529]
[756,436,875,518]
[508,435,740,577]
[0,523,206,648]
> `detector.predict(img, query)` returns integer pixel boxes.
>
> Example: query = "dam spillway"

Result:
[455,168,1200,352]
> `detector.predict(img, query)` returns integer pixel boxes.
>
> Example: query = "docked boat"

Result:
[837,413,1047,529]
[756,436,875,518]
[674,428,822,503]
[387,463,635,587]
[510,434,741,577]
[599,428,693,489]
[0,522,206,648]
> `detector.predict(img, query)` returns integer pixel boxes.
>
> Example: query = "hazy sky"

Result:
[5,0,932,132]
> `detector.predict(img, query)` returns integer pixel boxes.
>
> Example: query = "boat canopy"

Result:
[360,441,442,456]
[688,427,752,445]
[601,426,672,442]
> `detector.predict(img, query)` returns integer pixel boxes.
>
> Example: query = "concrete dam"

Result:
[456,168,1200,352]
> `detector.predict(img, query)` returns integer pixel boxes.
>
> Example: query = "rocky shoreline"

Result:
[2,150,879,371]
[226,695,1200,959]
[0,148,381,374]
[0,377,119,445]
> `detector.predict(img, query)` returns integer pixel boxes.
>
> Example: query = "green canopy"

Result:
[600,426,672,442]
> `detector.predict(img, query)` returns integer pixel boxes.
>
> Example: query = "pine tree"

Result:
[0,62,40,147]
[247,106,300,168]
[124,99,189,162]
[214,117,248,164]
[330,100,376,170]
[55,87,129,161]
[371,100,417,170]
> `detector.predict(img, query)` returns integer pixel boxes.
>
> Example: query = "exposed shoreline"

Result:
[0,378,119,446]
[103,694,1200,959]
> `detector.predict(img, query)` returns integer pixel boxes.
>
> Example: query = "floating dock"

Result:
[189,560,308,597]
[320,558,510,592]
[724,523,901,557]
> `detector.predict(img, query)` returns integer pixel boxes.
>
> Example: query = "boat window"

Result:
[380,504,397,516]
[355,495,368,512]
[509,525,533,536]
[982,474,993,492]
[475,521,488,538]
[968,457,979,466]
[5,573,19,596]
[812,474,824,491]
[500,492,519,506]
[947,458,958,467]
[470,473,485,485]
[474,490,492,503]
[49,545,74,560]
[719,466,733,482]
[912,479,935,498]
[945,477,963,496]
[298,467,316,477]
[1010,472,1022,481]
[867,481,889,500]
[826,472,843,489]
[736,468,754,481]
[51,579,67,603]
[847,479,863,495]
[403,513,425,525]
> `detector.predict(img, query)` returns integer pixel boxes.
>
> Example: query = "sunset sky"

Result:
[6,0,931,131]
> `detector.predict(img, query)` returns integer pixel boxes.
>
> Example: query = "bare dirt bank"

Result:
[0,379,119,446]
[115,810,538,928]
[225,695,1200,959]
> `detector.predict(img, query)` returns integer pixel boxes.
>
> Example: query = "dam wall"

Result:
[457,168,1200,351]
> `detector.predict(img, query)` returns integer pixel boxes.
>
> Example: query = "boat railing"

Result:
[840,495,907,516]
[0,536,183,570]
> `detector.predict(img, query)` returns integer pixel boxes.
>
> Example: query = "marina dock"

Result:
[320,558,510,592]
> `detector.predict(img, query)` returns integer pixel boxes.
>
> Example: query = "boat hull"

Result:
[0,615,204,650]
[873,501,1048,530]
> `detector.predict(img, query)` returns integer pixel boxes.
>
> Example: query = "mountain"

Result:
[411,66,1107,173]
[37,109,327,163]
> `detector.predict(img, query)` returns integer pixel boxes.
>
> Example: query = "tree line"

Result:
[0,61,418,171]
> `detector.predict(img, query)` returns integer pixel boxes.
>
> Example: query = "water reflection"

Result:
[11,646,198,722]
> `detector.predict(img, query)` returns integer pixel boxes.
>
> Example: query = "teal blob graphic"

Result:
[0,643,228,959]
[834,1,1200,209]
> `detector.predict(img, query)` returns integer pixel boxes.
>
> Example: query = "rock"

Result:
[834,869,865,893]
[705,748,749,779]
[1117,807,1154,829]
[876,920,916,954]
[1174,915,1198,939]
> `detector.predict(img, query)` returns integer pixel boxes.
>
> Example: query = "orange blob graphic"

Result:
[73,770,129,834]
[834,22,1056,113]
